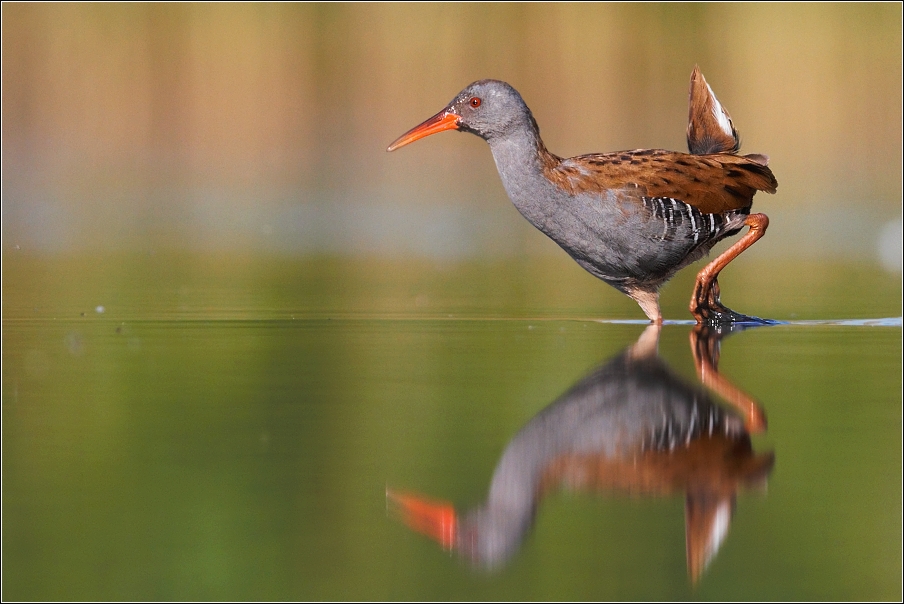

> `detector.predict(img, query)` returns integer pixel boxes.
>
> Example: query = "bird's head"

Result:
[387,80,532,151]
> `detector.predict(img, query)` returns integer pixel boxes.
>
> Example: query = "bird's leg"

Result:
[690,213,770,325]
[627,323,662,360]
[690,325,767,433]
[628,289,662,324]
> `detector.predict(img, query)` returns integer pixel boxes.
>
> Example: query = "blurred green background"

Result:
[2,5,902,600]
[2,3,902,267]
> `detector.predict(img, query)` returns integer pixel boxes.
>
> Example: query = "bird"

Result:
[387,67,778,324]
[387,324,774,579]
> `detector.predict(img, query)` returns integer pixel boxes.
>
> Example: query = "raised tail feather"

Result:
[687,66,741,156]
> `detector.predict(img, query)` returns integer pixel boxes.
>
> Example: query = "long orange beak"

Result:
[386,488,457,550]
[387,110,459,152]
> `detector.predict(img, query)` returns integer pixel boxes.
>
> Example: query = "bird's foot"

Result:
[691,277,778,328]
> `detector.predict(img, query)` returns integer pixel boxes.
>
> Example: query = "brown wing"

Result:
[542,149,778,214]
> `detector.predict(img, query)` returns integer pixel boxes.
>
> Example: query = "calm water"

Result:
[2,253,901,600]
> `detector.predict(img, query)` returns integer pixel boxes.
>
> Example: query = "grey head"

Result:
[387,79,537,151]
[447,80,536,142]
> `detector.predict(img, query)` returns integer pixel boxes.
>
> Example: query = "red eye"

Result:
[469,97,481,108]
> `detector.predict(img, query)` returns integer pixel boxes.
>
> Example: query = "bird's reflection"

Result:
[389,324,774,582]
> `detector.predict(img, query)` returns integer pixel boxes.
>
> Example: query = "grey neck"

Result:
[485,123,560,226]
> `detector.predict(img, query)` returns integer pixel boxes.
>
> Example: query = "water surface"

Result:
[2,254,901,600]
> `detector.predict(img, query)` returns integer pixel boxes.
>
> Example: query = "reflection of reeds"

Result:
[2,4,901,254]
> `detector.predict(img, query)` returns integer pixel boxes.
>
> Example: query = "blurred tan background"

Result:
[3,3,902,269]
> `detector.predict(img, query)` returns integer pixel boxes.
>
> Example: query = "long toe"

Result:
[698,303,769,326]
[691,278,777,326]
